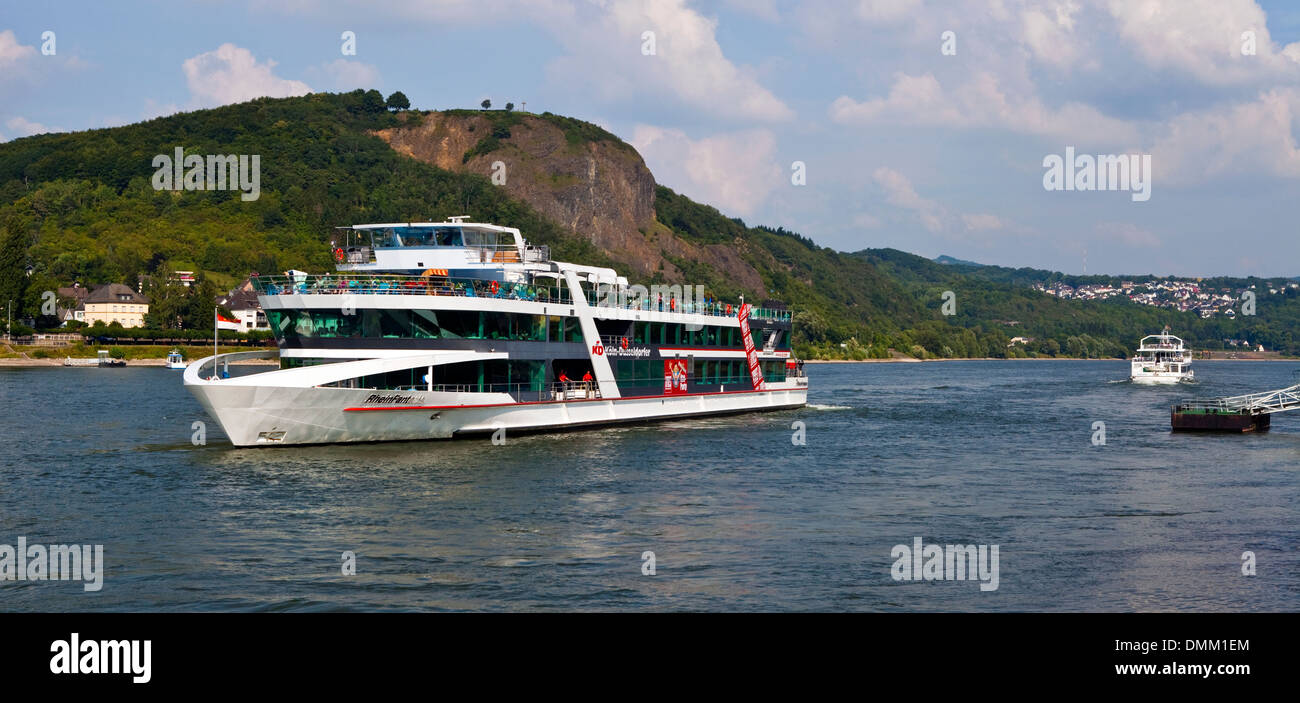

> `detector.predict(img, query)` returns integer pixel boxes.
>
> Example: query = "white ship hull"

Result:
[188,371,807,446]
[1129,370,1191,384]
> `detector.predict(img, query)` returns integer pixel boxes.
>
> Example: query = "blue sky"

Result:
[2,0,1299,277]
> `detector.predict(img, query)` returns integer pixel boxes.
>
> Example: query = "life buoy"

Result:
[621,337,629,349]
[489,280,499,295]
[334,248,345,262]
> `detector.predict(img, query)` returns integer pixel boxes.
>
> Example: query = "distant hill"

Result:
[1,90,1298,357]
[934,254,983,267]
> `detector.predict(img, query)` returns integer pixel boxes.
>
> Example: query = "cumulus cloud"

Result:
[0,29,36,69]
[873,167,1015,236]
[182,44,310,108]
[1021,1,1087,70]
[631,125,781,216]
[305,59,382,92]
[4,116,63,137]
[545,0,793,123]
[831,72,1139,146]
[1148,87,1300,185]
[272,0,791,124]
[872,167,943,232]
[1105,0,1300,83]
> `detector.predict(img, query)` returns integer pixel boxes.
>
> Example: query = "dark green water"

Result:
[1,360,1296,611]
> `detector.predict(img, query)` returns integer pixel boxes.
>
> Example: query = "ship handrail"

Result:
[184,349,280,383]
[1176,382,1300,415]
[356,380,601,402]
[251,273,793,322]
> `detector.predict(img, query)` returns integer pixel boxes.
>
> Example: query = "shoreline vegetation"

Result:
[0,343,273,366]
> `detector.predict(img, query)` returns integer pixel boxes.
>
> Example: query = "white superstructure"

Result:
[185,218,807,446]
[1130,329,1193,384]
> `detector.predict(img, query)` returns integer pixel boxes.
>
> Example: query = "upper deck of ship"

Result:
[333,217,557,275]
[304,217,793,324]
[1136,333,1186,352]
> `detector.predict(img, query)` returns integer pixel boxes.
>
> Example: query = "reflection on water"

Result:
[1,360,1297,611]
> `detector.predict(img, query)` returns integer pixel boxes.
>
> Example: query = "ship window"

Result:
[435,227,464,247]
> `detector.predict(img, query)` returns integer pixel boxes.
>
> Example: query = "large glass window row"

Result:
[325,360,548,393]
[611,359,787,388]
[623,322,789,350]
[267,309,550,342]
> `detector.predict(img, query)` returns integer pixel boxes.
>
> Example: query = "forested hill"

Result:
[0,90,1295,358]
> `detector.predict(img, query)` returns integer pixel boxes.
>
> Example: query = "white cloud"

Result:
[182,44,311,108]
[142,99,181,121]
[271,0,791,124]
[872,166,943,232]
[0,29,36,69]
[545,0,794,123]
[873,167,1015,236]
[305,59,381,92]
[1021,1,1086,69]
[831,72,1139,146]
[1148,87,1300,185]
[1105,0,1299,83]
[631,125,781,216]
[4,116,63,137]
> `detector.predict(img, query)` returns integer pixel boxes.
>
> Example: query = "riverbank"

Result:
[803,356,1300,363]
[0,358,278,367]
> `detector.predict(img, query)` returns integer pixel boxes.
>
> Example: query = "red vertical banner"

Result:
[664,359,688,395]
[738,304,765,390]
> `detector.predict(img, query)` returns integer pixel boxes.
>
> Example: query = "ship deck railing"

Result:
[250,274,792,322]
[1175,382,1300,415]
[357,380,602,403]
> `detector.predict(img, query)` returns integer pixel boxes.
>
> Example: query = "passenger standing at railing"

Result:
[669,294,676,312]
[657,293,663,311]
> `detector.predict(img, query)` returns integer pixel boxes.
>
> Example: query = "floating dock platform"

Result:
[1171,382,1300,432]
[1171,404,1269,432]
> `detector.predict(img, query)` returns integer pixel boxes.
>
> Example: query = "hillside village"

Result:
[1032,279,1300,319]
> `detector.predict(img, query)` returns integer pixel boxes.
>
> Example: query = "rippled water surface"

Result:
[2,360,1296,611]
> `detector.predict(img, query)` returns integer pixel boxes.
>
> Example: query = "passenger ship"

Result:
[184,217,807,446]
[1130,328,1193,384]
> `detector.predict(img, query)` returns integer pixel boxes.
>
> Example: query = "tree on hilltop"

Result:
[386,91,410,111]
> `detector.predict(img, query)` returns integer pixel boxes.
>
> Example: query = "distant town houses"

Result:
[216,277,269,331]
[1031,279,1298,318]
[56,283,151,328]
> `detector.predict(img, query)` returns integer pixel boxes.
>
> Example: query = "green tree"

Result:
[0,216,30,331]
[480,99,491,110]
[361,89,386,114]
[386,91,410,111]
[505,102,514,111]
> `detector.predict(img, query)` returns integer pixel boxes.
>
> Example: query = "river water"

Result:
[1,360,1296,611]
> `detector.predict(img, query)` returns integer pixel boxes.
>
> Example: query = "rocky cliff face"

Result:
[374,111,766,293]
